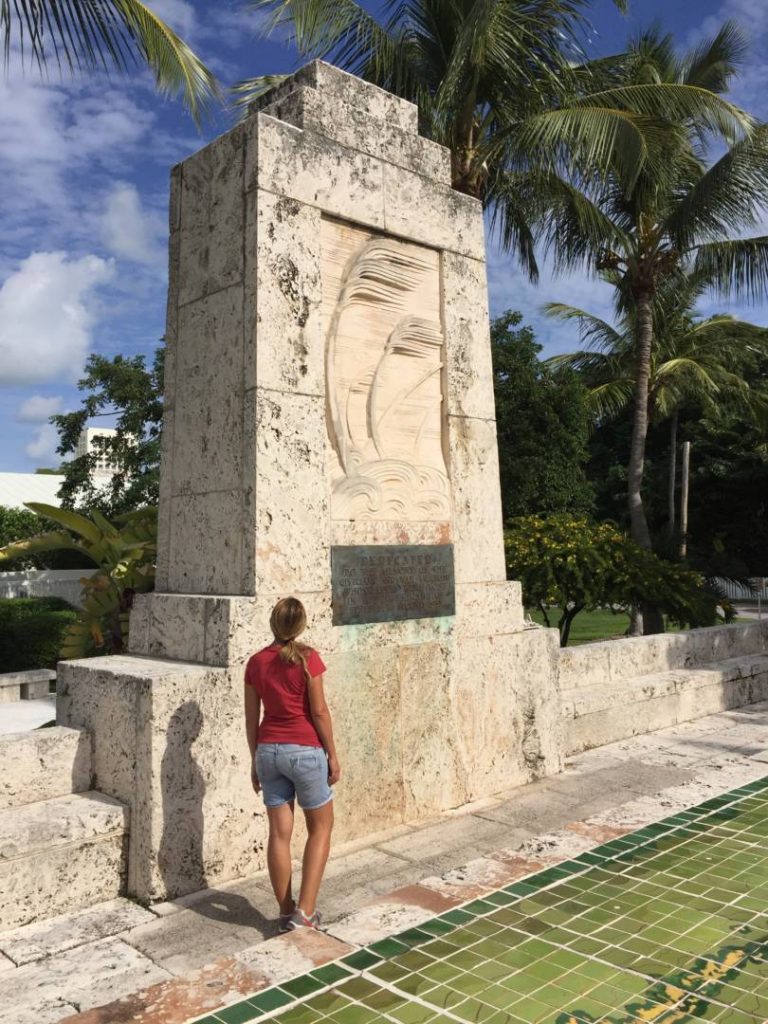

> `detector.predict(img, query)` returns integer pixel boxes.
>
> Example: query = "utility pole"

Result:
[679,441,691,558]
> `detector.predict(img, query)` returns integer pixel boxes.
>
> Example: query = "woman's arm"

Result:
[244,683,261,792]
[307,675,341,784]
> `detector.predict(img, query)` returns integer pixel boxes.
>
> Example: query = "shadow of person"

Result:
[157,700,272,934]
[158,700,208,899]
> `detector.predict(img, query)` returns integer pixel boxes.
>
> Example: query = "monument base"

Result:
[60,590,562,902]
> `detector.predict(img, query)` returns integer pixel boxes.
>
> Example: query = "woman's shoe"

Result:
[287,907,322,930]
[278,902,296,933]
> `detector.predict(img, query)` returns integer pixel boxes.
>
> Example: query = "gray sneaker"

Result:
[287,907,322,930]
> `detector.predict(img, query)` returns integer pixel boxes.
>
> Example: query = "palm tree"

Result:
[234,1,751,281]
[2,0,218,121]
[528,24,768,571]
[545,272,768,545]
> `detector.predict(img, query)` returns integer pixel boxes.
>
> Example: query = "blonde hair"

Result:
[270,597,311,684]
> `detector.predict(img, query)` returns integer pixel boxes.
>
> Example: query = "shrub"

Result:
[0,597,78,672]
[505,514,719,645]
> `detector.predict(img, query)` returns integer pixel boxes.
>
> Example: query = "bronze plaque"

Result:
[331,544,455,625]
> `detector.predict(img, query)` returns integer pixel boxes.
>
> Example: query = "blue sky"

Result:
[1,0,766,471]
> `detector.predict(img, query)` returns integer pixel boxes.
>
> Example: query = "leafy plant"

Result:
[2,0,219,123]
[0,504,157,658]
[505,514,718,645]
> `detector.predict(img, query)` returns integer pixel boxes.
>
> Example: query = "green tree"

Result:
[491,311,593,519]
[0,506,90,571]
[545,271,768,546]
[505,514,718,646]
[53,348,164,516]
[533,24,768,575]
[3,0,218,122]
[234,1,746,280]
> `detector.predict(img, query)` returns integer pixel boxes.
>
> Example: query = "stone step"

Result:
[563,653,768,754]
[0,670,55,703]
[0,727,91,809]
[0,792,129,931]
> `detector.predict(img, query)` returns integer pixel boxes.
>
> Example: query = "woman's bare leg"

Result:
[298,801,334,916]
[266,802,295,914]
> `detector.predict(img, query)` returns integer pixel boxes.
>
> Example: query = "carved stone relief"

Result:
[321,218,450,521]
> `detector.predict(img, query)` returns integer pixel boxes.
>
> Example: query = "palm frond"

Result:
[694,236,768,303]
[667,125,768,249]
[576,82,753,143]
[678,20,747,94]
[2,0,219,122]
[543,302,624,351]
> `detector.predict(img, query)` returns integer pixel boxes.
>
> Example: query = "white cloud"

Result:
[100,182,165,266]
[0,252,113,387]
[17,395,63,422]
[150,0,199,39]
[24,423,61,463]
[486,238,617,358]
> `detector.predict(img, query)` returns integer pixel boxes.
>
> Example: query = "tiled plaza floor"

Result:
[193,778,768,1024]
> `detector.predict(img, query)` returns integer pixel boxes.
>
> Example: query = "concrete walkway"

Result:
[2,702,768,1024]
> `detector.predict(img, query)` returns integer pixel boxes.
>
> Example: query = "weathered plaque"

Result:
[331,544,455,625]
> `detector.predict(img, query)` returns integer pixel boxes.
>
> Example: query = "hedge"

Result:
[0,597,78,673]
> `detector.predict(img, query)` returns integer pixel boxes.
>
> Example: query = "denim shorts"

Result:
[255,743,333,810]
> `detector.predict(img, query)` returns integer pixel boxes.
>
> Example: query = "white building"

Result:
[0,473,65,510]
[75,428,120,477]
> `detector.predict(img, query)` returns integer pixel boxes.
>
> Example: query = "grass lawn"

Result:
[527,607,751,645]
[526,606,631,644]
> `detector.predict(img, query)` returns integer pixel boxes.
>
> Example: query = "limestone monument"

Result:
[57,62,562,902]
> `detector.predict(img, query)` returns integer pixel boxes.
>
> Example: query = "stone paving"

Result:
[3,702,768,1024]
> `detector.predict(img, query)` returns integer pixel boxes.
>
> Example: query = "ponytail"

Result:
[279,637,312,686]
[270,597,312,684]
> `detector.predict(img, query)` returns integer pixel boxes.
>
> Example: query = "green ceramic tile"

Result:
[309,962,352,985]
[216,1000,261,1024]
[340,948,381,969]
[280,974,325,999]
[246,988,294,1013]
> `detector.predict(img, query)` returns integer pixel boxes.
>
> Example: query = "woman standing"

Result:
[244,597,341,931]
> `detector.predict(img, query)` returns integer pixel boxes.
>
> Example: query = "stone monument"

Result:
[57,62,562,903]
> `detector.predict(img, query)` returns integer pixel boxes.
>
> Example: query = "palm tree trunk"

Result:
[629,289,665,635]
[628,291,654,551]
[665,409,678,548]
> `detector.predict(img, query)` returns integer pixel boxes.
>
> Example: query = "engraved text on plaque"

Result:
[331,544,455,625]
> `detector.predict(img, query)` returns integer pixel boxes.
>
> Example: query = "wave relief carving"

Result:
[322,221,450,521]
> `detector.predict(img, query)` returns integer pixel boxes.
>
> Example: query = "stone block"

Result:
[261,84,451,183]
[559,643,612,691]
[166,489,245,595]
[398,642,468,818]
[447,415,506,584]
[270,61,419,134]
[453,580,525,640]
[0,727,90,809]
[249,387,331,593]
[58,656,265,902]
[0,792,128,929]
[442,252,496,419]
[245,191,324,395]
[252,114,386,229]
[0,897,154,965]
[382,162,485,259]
[171,285,244,497]
[178,125,245,307]
[451,628,562,799]
[323,647,405,841]
[0,937,170,1017]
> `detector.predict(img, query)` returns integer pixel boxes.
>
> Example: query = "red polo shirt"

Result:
[245,643,327,747]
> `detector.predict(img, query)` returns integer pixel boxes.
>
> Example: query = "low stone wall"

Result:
[560,620,768,754]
